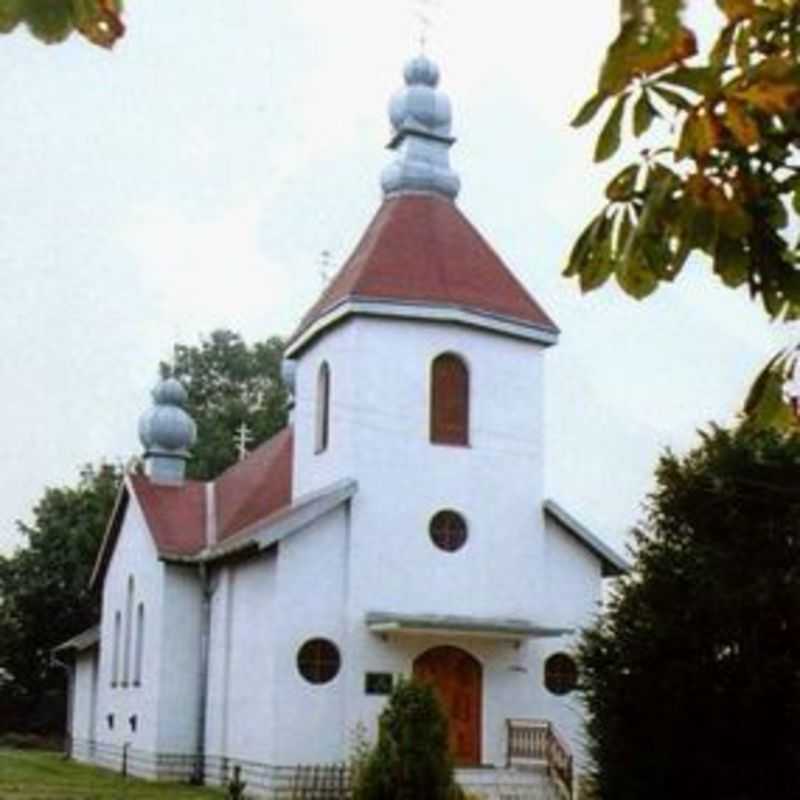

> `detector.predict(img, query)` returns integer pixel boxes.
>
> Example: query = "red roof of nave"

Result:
[290,193,558,345]
[92,429,295,586]
[129,475,207,556]
[214,426,294,541]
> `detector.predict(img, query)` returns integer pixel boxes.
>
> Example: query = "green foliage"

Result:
[0,0,124,48]
[353,678,463,800]
[348,721,373,790]
[160,329,289,480]
[578,424,800,799]
[0,464,121,733]
[570,0,800,427]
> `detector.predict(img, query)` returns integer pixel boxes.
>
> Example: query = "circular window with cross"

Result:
[297,638,341,685]
[429,510,468,552]
[544,653,578,696]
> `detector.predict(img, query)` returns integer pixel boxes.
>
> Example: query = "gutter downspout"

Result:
[191,562,213,785]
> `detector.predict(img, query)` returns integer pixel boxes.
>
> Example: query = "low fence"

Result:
[71,739,353,798]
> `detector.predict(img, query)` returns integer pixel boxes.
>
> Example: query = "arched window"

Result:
[133,603,145,687]
[122,575,134,687]
[430,353,469,445]
[111,611,121,687]
[315,362,331,454]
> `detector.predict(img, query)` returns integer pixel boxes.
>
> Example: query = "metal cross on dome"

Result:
[234,422,253,461]
[413,0,442,53]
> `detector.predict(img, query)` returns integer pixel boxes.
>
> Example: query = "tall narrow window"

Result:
[133,603,145,687]
[122,575,134,687]
[112,611,121,687]
[315,361,331,453]
[430,353,469,445]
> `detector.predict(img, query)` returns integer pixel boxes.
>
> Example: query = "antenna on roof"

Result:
[125,455,143,475]
[234,422,253,462]
[319,249,333,287]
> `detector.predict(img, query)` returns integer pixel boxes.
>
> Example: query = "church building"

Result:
[56,54,627,799]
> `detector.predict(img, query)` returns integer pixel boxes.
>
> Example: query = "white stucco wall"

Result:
[205,565,234,759]
[70,648,99,757]
[156,563,203,753]
[218,553,278,763]
[294,316,548,621]
[95,489,165,761]
[271,505,349,765]
[540,516,606,772]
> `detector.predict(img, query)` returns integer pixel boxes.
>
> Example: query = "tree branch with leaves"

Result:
[569,0,800,427]
[0,0,124,48]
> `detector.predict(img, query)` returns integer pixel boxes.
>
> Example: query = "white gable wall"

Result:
[96,490,165,760]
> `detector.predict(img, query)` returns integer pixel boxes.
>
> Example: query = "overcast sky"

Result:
[0,1,792,556]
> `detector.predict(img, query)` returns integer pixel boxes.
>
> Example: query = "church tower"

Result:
[283,54,564,767]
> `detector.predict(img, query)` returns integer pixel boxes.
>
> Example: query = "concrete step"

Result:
[456,766,565,800]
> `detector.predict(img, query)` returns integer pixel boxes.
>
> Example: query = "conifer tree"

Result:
[578,424,800,799]
[354,679,462,800]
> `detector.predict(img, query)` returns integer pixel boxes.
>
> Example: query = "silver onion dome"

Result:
[138,377,196,458]
[381,54,460,199]
[404,53,439,87]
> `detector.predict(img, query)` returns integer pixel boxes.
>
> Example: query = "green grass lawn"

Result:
[0,749,224,799]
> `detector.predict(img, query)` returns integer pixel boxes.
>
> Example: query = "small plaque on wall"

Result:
[365,672,393,695]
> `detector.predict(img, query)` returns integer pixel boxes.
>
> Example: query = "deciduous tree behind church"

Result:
[0,330,286,733]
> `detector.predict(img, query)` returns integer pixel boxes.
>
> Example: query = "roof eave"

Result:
[88,478,131,591]
[366,611,572,642]
[285,297,560,358]
[544,499,631,577]
[197,478,359,564]
[52,624,100,655]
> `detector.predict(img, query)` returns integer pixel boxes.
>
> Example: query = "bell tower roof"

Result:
[285,55,558,357]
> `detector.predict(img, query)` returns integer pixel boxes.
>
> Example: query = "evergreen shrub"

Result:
[353,678,463,800]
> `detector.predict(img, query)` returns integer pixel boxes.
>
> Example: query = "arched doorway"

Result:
[413,645,482,766]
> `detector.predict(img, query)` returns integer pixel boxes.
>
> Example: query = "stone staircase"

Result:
[456,765,566,800]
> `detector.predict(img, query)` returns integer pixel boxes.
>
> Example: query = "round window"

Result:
[544,653,578,696]
[297,638,341,685]
[429,510,468,552]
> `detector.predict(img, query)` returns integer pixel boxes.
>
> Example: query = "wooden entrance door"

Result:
[413,646,482,766]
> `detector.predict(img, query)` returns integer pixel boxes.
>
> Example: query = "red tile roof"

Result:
[91,428,295,586]
[214,427,293,542]
[290,193,558,345]
[129,475,207,556]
